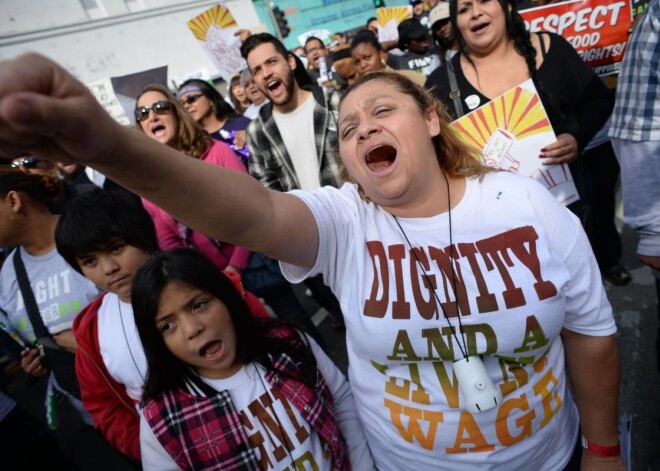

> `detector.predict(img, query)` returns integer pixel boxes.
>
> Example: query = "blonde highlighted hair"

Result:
[135,84,211,160]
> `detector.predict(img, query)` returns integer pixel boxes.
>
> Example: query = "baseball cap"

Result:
[429,2,451,28]
[410,0,424,4]
[398,18,428,46]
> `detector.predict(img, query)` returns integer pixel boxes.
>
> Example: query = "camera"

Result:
[453,356,503,414]
[36,343,46,361]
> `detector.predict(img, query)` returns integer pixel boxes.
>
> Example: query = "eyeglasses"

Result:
[181,94,203,106]
[134,101,173,122]
[11,156,41,169]
[306,46,325,54]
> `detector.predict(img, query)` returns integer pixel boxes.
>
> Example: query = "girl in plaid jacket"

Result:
[132,249,374,470]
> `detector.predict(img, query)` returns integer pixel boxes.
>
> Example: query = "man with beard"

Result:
[428,2,458,64]
[240,33,345,327]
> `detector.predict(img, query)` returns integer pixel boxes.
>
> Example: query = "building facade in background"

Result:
[0,0,261,85]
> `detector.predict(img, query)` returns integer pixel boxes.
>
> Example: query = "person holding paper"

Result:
[423,0,629,285]
[424,0,612,165]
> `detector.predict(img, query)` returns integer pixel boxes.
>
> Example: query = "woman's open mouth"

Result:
[199,340,223,360]
[151,124,166,136]
[365,145,397,172]
[471,22,489,34]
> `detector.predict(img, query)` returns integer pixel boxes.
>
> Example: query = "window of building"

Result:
[80,0,108,19]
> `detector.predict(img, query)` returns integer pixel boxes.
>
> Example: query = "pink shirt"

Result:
[142,141,251,270]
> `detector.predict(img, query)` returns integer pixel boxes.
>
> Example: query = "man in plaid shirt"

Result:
[240,33,345,326]
[609,0,660,373]
[241,33,342,193]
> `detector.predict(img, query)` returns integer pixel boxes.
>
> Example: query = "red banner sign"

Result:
[521,0,633,75]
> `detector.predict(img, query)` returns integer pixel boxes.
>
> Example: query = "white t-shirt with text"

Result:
[0,247,99,341]
[282,172,616,471]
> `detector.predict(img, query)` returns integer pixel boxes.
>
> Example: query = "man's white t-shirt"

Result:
[281,172,616,471]
[97,292,147,403]
[273,94,321,191]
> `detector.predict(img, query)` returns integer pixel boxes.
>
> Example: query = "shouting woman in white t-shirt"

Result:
[0,52,623,471]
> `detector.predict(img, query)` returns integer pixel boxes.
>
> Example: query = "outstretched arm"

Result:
[0,53,318,268]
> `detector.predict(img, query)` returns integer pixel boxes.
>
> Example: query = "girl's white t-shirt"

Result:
[140,335,375,470]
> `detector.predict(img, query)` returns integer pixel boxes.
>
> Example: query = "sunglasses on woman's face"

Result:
[11,156,41,169]
[134,100,172,122]
[181,94,203,106]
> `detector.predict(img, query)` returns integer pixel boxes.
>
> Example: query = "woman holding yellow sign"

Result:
[425,0,612,165]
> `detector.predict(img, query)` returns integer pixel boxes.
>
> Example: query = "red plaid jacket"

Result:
[142,328,349,470]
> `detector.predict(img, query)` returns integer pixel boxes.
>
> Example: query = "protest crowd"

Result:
[0,0,658,469]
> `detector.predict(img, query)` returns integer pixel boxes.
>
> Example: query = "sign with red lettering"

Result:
[521,0,633,76]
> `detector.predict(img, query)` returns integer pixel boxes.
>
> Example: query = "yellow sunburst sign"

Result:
[451,85,551,150]
[186,4,245,83]
[376,6,412,26]
[187,5,237,42]
[449,79,578,205]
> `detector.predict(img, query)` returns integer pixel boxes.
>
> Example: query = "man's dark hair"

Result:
[240,32,290,62]
[304,36,326,52]
[55,189,159,274]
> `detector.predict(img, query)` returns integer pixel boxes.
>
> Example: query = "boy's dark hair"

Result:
[55,189,159,274]
[132,248,318,403]
[240,32,290,63]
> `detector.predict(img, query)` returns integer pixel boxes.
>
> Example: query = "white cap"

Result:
[429,2,450,28]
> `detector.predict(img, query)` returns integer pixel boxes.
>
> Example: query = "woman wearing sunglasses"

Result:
[134,84,250,277]
[133,85,323,344]
[177,79,251,164]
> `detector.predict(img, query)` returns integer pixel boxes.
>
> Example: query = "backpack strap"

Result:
[447,57,465,118]
[13,248,50,341]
